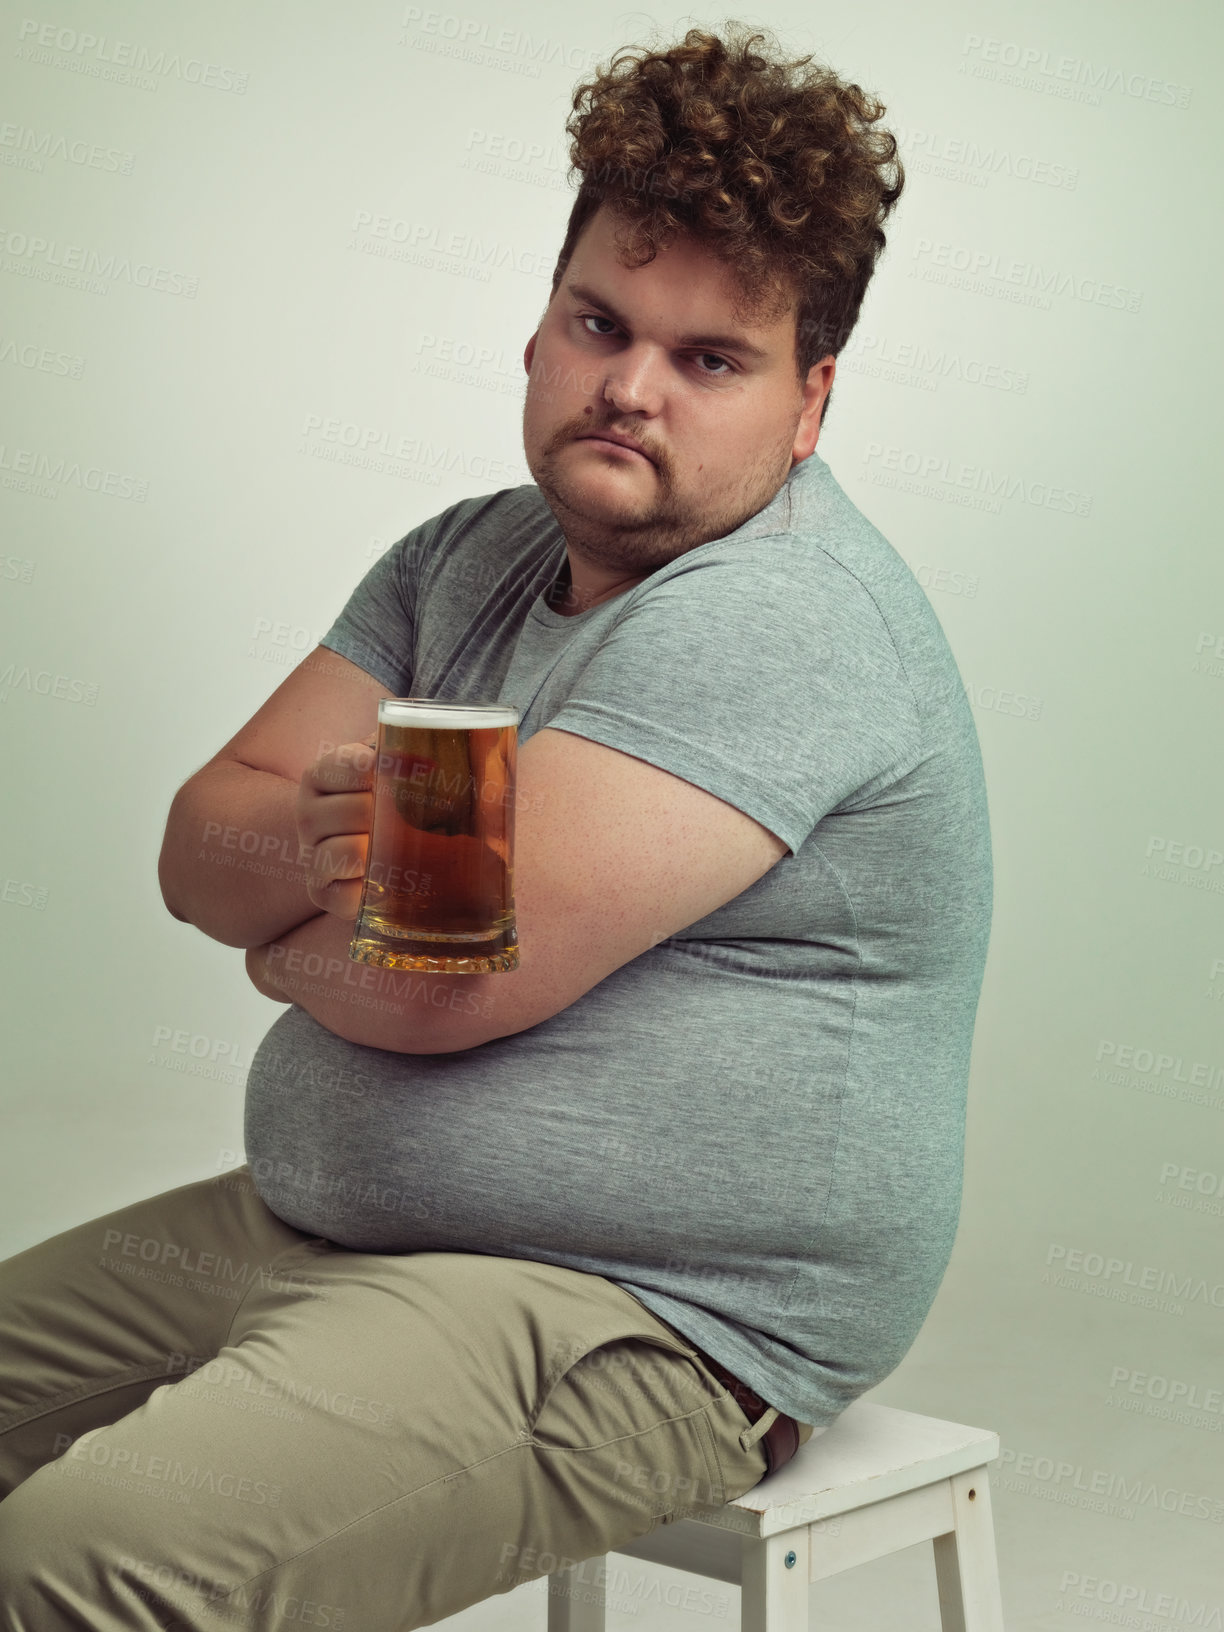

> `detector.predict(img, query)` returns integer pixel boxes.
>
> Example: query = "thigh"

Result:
[0,1243,770,1631]
[0,1165,315,1494]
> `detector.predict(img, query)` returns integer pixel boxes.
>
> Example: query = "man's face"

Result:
[521,204,831,579]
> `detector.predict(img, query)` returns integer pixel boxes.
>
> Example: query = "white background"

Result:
[1,2,1220,1625]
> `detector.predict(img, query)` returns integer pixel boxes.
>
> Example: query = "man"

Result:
[0,25,992,1629]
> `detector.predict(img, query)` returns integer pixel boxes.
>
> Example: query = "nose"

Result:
[601,346,664,417]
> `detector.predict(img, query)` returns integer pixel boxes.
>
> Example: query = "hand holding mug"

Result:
[296,733,380,921]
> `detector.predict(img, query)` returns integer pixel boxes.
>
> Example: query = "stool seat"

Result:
[547,1399,1005,1630]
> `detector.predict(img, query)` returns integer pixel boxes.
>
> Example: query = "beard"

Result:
[523,406,796,580]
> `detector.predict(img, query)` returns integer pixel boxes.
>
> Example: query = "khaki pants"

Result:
[0,1166,808,1629]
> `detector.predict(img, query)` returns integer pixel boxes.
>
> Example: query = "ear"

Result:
[523,331,538,374]
[791,356,836,463]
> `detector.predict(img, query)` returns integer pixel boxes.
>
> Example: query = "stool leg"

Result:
[932,1467,1006,1632]
[548,1559,607,1631]
[741,1528,810,1632]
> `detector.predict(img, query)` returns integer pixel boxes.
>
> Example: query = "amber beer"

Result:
[349,698,520,974]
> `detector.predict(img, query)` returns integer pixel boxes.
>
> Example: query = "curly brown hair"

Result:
[549,22,905,425]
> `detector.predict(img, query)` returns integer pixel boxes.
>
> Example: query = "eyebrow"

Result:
[564,280,771,363]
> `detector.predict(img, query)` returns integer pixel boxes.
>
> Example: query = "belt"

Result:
[688,1344,802,1478]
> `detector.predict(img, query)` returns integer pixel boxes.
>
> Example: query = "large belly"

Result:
[240,959,856,1273]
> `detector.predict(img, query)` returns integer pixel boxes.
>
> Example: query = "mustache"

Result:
[553,417,664,468]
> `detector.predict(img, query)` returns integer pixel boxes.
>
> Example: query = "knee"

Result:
[0,1474,78,1623]
[0,1467,207,1629]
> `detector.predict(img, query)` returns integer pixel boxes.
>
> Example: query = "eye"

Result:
[578,315,735,377]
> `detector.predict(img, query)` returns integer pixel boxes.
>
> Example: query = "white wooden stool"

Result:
[546,1399,1005,1630]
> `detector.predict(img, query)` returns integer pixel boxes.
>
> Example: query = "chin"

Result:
[547,465,646,507]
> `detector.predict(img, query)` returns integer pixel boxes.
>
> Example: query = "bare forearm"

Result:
[159,762,323,949]
[251,913,499,1054]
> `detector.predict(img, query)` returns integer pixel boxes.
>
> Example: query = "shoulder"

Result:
[779,455,971,718]
[382,486,560,612]
[783,453,933,616]
[620,457,905,637]
[614,454,964,723]
[406,484,557,567]
[402,484,544,551]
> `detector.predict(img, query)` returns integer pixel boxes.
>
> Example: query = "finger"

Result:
[296,790,373,850]
[303,833,369,889]
[305,741,379,794]
[305,876,366,922]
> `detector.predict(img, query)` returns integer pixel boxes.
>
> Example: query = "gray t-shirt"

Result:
[243,449,993,1427]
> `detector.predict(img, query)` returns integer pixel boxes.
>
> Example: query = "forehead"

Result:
[567,205,796,341]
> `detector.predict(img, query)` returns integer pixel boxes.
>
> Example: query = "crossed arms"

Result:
[159,646,788,1055]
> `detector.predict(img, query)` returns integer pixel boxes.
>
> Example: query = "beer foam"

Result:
[377,698,519,730]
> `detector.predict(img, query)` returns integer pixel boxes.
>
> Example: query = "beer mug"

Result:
[349,698,520,974]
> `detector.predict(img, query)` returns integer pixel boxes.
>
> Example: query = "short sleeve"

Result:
[541,543,923,856]
[318,494,512,692]
[317,533,420,694]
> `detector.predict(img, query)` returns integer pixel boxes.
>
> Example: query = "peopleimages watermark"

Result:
[1108,1365,1224,1421]
[1092,1036,1224,1114]
[1144,836,1223,873]
[262,943,495,1022]
[860,441,1091,518]
[997,1445,1223,1523]
[397,8,605,77]
[958,34,1191,109]
[915,565,980,598]
[1054,1573,1221,1627]
[170,1352,396,1427]
[149,1024,254,1078]
[299,410,527,489]
[1043,1243,1224,1314]
[0,332,84,377]
[0,226,198,297]
[246,616,340,673]
[1140,835,1224,896]
[249,615,329,657]
[1158,1177,1224,1220]
[460,126,567,192]
[1157,1161,1224,1201]
[97,1226,323,1301]
[839,326,1029,395]
[909,237,1141,314]
[0,662,98,705]
[411,331,524,398]
[50,1435,281,1506]
[217,1047,382,1103]
[0,441,149,500]
[1094,1040,1224,1091]
[0,119,134,174]
[896,123,1078,190]
[14,19,249,94]
[964,680,1043,722]
[118,1559,347,1630]
[222,1155,435,1225]
[496,1543,731,1617]
[347,209,552,283]
[2,877,49,908]
[1192,630,1224,681]
[1,554,36,584]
